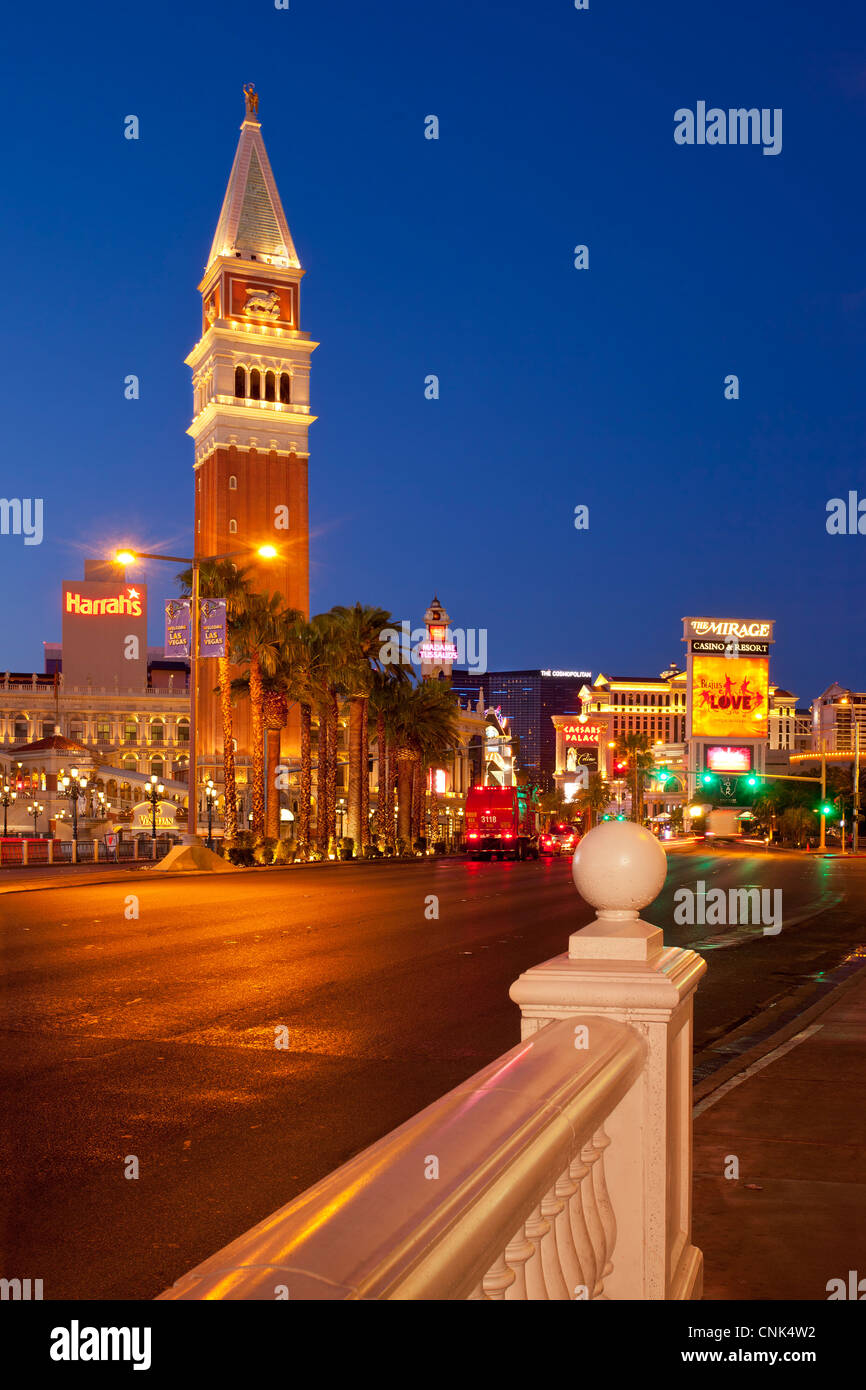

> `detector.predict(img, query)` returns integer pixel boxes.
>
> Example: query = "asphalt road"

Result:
[0,844,863,1300]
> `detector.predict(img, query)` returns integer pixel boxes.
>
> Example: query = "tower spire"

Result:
[206,86,299,271]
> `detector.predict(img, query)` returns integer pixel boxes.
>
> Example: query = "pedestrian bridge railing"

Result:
[159,821,706,1302]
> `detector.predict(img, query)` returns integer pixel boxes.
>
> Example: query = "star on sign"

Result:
[128,588,140,600]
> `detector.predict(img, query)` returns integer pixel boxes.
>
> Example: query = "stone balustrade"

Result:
[158,820,706,1301]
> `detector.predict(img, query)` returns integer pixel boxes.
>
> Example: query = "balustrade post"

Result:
[509,821,705,1301]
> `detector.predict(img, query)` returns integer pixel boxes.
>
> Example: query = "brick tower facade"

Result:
[187,85,317,808]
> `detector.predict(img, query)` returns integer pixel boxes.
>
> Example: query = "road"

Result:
[1,844,863,1300]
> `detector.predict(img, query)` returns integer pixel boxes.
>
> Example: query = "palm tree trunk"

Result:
[359,697,369,851]
[316,701,328,851]
[326,689,338,848]
[376,712,386,839]
[346,696,363,852]
[299,702,312,852]
[249,655,265,837]
[265,724,281,839]
[219,657,237,839]
[413,757,424,841]
[396,747,413,845]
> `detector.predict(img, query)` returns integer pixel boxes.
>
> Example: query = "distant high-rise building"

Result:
[458,670,591,784]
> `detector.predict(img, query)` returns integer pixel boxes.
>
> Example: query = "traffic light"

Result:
[601,814,612,821]
[614,759,628,776]
[818,800,834,816]
[745,774,759,788]
[701,772,716,787]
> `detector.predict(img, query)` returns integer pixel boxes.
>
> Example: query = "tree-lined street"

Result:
[1,844,862,1300]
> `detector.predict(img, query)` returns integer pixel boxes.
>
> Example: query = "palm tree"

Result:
[575,772,611,829]
[230,592,288,838]
[329,604,393,852]
[615,732,655,823]
[177,560,253,840]
[388,680,460,846]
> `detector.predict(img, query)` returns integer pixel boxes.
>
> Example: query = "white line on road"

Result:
[693,1023,824,1118]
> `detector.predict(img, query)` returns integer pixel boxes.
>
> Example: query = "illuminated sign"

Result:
[562,722,605,745]
[131,800,178,829]
[65,587,142,616]
[418,641,458,663]
[62,578,148,689]
[541,669,592,678]
[706,745,753,773]
[692,639,769,656]
[690,655,769,738]
[683,617,774,642]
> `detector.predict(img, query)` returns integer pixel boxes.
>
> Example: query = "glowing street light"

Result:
[111,543,279,835]
[1,782,17,836]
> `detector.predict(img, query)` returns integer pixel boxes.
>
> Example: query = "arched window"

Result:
[265,371,276,402]
[150,757,165,780]
[249,369,261,400]
[122,755,137,773]
[279,372,291,404]
[13,716,28,743]
[228,475,237,491]
[229,518,238,534]
[176,719,190,744]
[234,366,246,398]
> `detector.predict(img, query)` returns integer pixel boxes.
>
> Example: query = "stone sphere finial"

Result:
[572,821,666,918]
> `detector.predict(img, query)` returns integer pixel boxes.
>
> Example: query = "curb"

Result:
[693,954,866,1107]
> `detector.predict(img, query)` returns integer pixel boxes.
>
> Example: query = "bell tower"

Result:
[187,85,317,791]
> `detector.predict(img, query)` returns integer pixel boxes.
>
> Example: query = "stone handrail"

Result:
[158,821,706,1301]
[159,1013,645,1301]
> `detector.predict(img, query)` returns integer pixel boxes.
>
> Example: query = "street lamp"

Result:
[1,783,16,836]
[144,773,165,841]
[58,766,88,842]
[205,778,217,850]
[28,801,44,836]
[113,544,278,837]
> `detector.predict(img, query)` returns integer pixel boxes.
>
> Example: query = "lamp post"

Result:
[2,783,17,836]
[28,801,43,836]
[205,778,217,851]
[59,766,88,842]
[113,544,278,838]
[144,774,165,841]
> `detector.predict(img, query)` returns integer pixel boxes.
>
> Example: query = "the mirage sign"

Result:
[683,617,774,643]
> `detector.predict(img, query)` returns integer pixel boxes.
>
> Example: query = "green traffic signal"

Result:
[745,774,759,788]
[701,772,715,786]
[818,801,834,816]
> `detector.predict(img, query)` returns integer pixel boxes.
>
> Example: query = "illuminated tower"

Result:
[419,597,457,680]
[186,85,317,796]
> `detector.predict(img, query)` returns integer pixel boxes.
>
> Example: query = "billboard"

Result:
[706,745,753,773]
[62,581,148,689]
[690,655,769,739]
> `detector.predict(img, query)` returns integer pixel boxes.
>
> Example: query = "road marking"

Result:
[693,1023,823,1118]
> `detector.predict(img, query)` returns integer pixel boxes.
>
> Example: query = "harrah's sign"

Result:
[683,616,774,642]
[65,587,143,617]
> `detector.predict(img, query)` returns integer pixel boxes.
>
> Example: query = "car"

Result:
[541,822,581,856]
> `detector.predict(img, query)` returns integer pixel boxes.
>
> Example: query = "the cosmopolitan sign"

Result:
[541,669,592,678]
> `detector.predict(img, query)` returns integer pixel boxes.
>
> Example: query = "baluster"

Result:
[467,1279,489,1300]
[568,1153,598,1298]
[481,1253,515,1301]
[522,1204,551,1300]
[539,1184,571,1299]
[580,1140,608,1298]
[552,1165,588,1294]
[503,1225,536,1300]
[591,1126,617,1282]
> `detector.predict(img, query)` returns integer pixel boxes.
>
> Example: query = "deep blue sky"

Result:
[1,0,863,703]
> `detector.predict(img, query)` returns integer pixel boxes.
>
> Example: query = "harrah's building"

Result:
[187,86,316,778]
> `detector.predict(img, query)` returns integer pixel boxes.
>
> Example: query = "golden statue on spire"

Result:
[243,83,259,116]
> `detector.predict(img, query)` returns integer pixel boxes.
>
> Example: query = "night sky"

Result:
[1,0,863,704]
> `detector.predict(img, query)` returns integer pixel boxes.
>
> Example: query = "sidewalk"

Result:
[692,967,866,1300]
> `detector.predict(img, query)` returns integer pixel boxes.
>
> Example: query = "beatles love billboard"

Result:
[690,654,769,739]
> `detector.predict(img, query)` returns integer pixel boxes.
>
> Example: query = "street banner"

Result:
[165,598,192,658]
[200,598,227,658]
